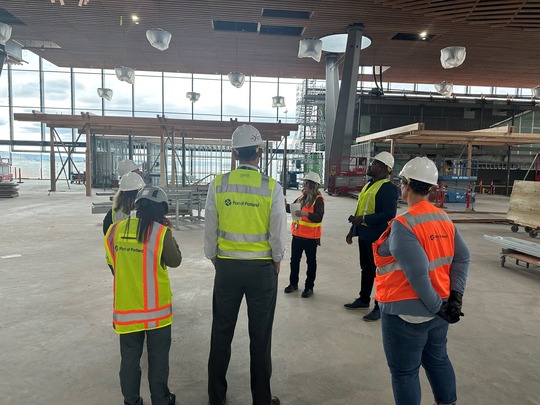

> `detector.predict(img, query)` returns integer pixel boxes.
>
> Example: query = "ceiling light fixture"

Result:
[186,92,200,102]
[0,23,12,45]
[272,96,286,108]
[440,46,466,69]
[97,88,113,101]
[146,28,172,51]
[320,33,371,53]
[228,71,245,88]
[115,66,135,84]
[434,81,454,97]
[298,38,322,62]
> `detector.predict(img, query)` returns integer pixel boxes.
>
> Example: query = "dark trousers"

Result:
[208,258,278,405]
[119,325,172,405]
[358,238,378,307]
[289,236,318,289]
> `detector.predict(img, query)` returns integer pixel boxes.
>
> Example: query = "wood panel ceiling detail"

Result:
[2,1,540,87]
[375,0,540,31]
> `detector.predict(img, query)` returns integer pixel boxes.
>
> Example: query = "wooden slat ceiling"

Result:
[2,0,540,87]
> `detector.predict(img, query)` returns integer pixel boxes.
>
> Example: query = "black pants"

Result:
[208,258,278,405]
[289,236,318,289]
[119,325,172,405]
[358,238,378,307]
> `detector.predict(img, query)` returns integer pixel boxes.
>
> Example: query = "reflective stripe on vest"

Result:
[104,219,172,334]
[373,201,455,303]
[215,170,274,260]
[355,178,390,225]
[291,195,323,239]
[112,207,130,223]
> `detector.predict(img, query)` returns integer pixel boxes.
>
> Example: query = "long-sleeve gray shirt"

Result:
[377,220,470,317]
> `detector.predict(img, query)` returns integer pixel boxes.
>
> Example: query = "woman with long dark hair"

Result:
[104,186,181,405]
[284,171,325,298]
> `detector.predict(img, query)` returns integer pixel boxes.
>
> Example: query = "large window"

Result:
[193,74,222,121]
[164,73,192,118]
[74,69,103,114]
[134,71,163,115]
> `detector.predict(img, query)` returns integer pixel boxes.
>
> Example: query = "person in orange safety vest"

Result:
[284,171,324,298]
[373,156,470,405]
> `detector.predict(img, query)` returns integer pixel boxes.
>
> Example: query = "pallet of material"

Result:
[506,180,540,229]
[0,182,19,198]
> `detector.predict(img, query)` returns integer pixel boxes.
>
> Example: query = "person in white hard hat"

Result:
[102,171,147,235]
[117,159,140,178]
[204,124,286,405]
[372,156,470,405]
[283,171,325,298]
[105,186,182,405]
[344,151,398,322]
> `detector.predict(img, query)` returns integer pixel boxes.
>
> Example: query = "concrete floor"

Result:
[1,180,540,405]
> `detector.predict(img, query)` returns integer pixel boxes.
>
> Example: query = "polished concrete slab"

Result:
[1,180,539,405]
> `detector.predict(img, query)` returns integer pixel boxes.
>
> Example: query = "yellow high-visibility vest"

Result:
[355,178,390,224]
[214,169,275,259]
[104,218,172,334]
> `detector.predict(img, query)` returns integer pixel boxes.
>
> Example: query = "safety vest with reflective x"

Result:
[104,218,172,334]
[215,169,274,260]
[373,200,455,303]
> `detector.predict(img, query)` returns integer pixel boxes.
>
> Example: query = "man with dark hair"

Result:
[345,151,398,322]
[204,124,286,405]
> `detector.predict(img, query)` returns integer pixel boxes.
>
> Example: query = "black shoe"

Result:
[363,306,381,322]
[284,284,298,293]
[301,288,313,298]
[344,298,369,309]
[167,392,176,405]
[271,396,281,405]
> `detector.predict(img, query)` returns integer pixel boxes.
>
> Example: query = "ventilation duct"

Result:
[97,88,113,101]
[272,96,286,108]
[440,46,466,69]
[434,81,454,97]
[186,92,200,102]
[146,28,172,51]
[228,72,245,88]
[115,66,135,84]
[298,39,322,62]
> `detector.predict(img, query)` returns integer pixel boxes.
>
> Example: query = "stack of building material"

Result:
[0,182,19,198]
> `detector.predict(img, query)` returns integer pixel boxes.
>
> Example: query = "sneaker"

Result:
[271,396,281,405]
[363,306,381,322]
[344,298,369,309]
[301,288,313,298]
[168,392,176,405]
[284,284,298,293]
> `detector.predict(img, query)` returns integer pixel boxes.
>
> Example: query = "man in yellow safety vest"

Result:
[204,124,286,405]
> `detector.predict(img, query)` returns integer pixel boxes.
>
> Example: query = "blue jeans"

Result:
[381,312,457,405]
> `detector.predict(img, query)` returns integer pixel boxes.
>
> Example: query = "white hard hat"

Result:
[135,186,169,211]
[119,171,146,191]
[399,156,439,185]
[303,172,321,185]
[117,159,139,177]
[231,124,263,149]
[373,151,394,169]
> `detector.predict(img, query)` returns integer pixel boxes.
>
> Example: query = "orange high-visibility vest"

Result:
[373,200,455,303]
[291,195,323,239]
[104,218,172,334]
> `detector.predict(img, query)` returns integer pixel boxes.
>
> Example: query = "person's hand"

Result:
[351,216,364,226]
[162,217,173,229]
[436,297,464,324]
[346,231,353,245]
[294,209,305,218]
[273,261,281,274]
[211,258,217,269]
